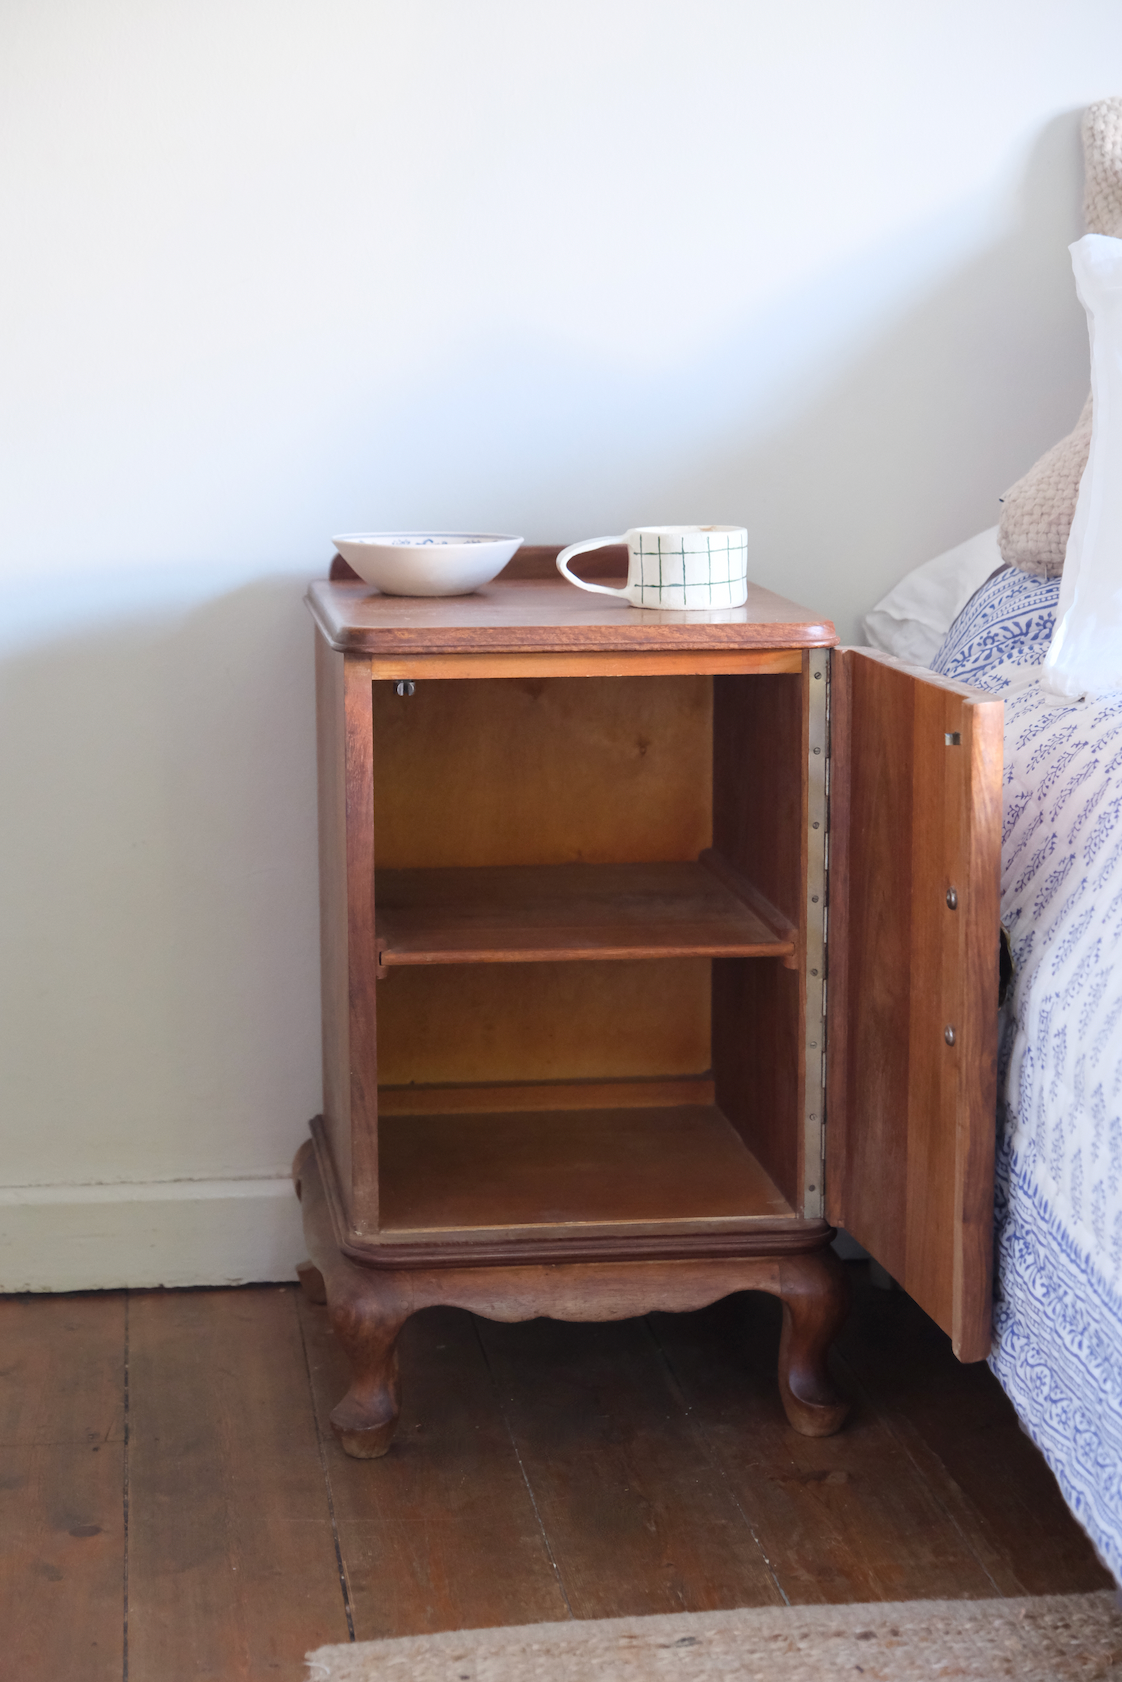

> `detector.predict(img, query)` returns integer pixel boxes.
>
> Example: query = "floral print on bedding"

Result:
[932,562,1122,1582]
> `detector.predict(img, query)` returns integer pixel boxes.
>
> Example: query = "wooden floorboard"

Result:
[0,1293,126,1682]
[475,1313,786,1618]
[127,1287,349,1681]
[0,1267,1110,1677]
[298,1299,569,1639]
[650,1289,1007,1605]
[833,1272,1114,1597]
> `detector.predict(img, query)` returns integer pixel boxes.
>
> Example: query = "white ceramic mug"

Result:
[556,525,749,611]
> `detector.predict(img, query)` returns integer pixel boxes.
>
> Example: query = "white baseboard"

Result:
[0,1177,306,1292]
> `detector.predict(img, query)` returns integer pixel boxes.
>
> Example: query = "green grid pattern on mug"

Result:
[634,532,748,605]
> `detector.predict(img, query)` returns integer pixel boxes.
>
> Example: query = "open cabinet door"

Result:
[825,648,1003,1361]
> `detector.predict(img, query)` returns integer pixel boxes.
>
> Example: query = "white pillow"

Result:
[860,527,1003,664]
[1042,235,1122,702]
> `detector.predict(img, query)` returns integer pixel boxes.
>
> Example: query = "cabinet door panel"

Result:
[826,649,1002,1360]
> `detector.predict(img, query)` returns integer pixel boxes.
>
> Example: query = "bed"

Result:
[915,561,1122,1582]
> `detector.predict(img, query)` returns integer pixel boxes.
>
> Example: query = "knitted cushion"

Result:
[1083,97,1122,236]
[997,393,1092,579]
[998,97,1122,578]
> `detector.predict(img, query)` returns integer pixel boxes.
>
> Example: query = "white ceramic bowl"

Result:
[332,532,524,596]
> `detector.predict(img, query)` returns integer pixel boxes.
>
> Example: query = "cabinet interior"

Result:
[368,668,808,1243]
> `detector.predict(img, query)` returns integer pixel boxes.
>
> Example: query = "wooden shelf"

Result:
[377,1103,795,1238]
[374,861,795,967]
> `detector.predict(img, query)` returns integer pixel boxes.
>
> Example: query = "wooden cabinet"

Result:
[295,551,1002,1459]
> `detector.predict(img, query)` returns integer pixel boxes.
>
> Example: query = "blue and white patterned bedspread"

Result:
[933,565,1122,1581]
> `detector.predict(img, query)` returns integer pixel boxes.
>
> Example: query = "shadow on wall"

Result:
[0,569,322,1189]
[660,110,1088,640]
[316,112,1086,645]
[0,114,1090,1200]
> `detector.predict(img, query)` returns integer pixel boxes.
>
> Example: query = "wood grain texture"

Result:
[501,543,629,581]
[342,650,381,1237]
[297,1297,570,1636]
[712,959,803,1215]
[698,848,797,959]
[127,1287,349,1681]
[373,959,712,1090]
[826,650,1002,1359]
[338,550,805,679]
[375,862,794,966]
[651,1290,1006,1605]
[316,634,381,1235]
[772,1250,850,1437]
[0,1292,125,1447]
[711,668,809,1208]
[316,629,355,1222]
[1,1445,123,1681]
[475,1313,786,1618]
[951,689,1003,1359]
[371,673,712,869]
[368,650,803,679]
[712,670,808,931]
[834,1275,1114,1597]
[0,1276,1106,1661]
[0,1294,126,1682]
[377,1076,716,1115]
[308,577,836,656]
[376,1105,795,1239]
[826,649,920,1285]
[303,1131,828,1275]
[297,1139,842,1450]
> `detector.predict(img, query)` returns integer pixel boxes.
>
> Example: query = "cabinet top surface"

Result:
[307,577,837,655]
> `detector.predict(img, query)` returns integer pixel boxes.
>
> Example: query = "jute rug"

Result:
[306,1590,1122,1681]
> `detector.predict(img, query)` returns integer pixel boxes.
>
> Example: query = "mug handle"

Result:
[556,536,630,598]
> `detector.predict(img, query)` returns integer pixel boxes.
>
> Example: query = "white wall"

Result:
[1,0,1118,1287]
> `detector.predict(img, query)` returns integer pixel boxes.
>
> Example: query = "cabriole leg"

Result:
[326,1289,410,1459]
[296,1260,327,1304]
[769,1248,851,1437]
[293,1138,413,1460]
